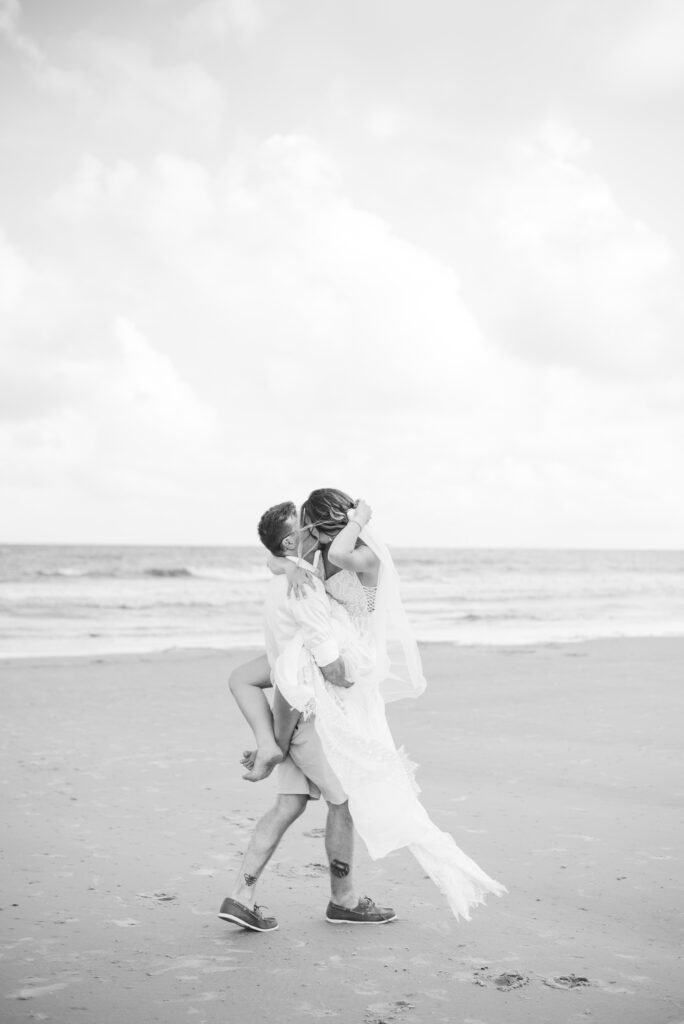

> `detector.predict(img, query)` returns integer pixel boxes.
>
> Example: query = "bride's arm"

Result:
[267,554,316,599]
[327,499,379,573]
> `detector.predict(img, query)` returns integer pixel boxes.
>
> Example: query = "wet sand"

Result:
[1,639,683,1023]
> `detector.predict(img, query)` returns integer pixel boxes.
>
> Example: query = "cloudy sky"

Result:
[1,0,683,547]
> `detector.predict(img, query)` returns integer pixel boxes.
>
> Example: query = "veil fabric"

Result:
[357,523,427,703]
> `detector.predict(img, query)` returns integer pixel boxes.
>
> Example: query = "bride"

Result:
[234,487,505,921]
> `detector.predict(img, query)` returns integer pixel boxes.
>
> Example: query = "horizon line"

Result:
[1,541,683,554]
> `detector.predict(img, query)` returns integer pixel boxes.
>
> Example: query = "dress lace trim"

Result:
[325,571,377,618]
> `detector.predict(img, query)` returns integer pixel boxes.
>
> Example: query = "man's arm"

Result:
[290,580,353,688]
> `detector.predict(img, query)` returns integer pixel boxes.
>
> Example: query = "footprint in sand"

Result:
[136,891,177,902]
[473,969,529,991]
[365,1000,416,1023]
[543,975,590,990]
[492,973,529,991]
[9,982,70,1001]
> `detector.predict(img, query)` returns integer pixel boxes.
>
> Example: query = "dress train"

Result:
[310,659,506,921]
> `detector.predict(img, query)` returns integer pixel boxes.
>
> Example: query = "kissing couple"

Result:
[220,488,505,932]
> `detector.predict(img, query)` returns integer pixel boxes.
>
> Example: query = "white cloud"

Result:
[0,0,82,96]
[79,36,225,140]
[0,225,219,529]
[365,105,404,142]
[42,138,480,415]
[2,130,684,545]
[0,0,42,63]
[2,3,684,546]
[467,124,684,378]
[181,0,267,45]
[605,0,684,93]
[2,137,483,539]
[110,316,218,449]
[0,228,31,309]
[7,31,226,149]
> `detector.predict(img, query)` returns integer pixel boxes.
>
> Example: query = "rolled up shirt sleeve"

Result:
[290,580,339,667]
[309,637,339,667]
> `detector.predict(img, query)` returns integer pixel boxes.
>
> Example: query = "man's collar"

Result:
[286,552,321,573]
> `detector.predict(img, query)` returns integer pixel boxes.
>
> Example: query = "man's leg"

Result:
[325,800,357,908]
[219,793,308,931]
[229,654,284,781]
[233,793,308,907]
[283,719,396,925]
[324,800,397,925]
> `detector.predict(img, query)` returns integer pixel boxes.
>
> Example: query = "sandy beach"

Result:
[2,638,683,1023]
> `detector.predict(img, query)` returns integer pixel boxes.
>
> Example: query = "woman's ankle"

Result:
[255,735,281,755]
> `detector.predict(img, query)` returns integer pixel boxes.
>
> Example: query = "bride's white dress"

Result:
[275,530,506,921]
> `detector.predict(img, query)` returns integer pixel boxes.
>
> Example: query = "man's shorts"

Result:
[277,715,347,805]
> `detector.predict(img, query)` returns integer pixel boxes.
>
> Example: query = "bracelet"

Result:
[347,519,362,531]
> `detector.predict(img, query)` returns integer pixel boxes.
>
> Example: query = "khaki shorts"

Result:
[277,715,347,805]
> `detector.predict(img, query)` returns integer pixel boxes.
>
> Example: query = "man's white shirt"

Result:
[263,557,339,671]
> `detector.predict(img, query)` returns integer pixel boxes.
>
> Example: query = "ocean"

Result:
[1,544,683,658]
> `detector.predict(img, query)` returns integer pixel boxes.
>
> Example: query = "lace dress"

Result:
[309,569,506,922]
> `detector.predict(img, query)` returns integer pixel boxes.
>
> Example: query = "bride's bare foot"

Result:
[240,749,256,769]
[242,744,284,782]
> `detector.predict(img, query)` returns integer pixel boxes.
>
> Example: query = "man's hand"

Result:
[320,656,354,688]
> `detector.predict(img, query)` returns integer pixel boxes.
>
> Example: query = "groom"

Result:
[218,501,395,933]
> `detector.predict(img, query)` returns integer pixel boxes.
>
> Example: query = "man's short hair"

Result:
[258,501,297,556]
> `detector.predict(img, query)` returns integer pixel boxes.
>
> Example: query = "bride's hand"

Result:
[285,563,316,600]
[348,499,372,528]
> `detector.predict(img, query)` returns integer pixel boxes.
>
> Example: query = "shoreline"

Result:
[2,637,683,1022]
[3,629,684,664]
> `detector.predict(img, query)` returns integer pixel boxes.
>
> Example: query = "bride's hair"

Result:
[300,488,355,538]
